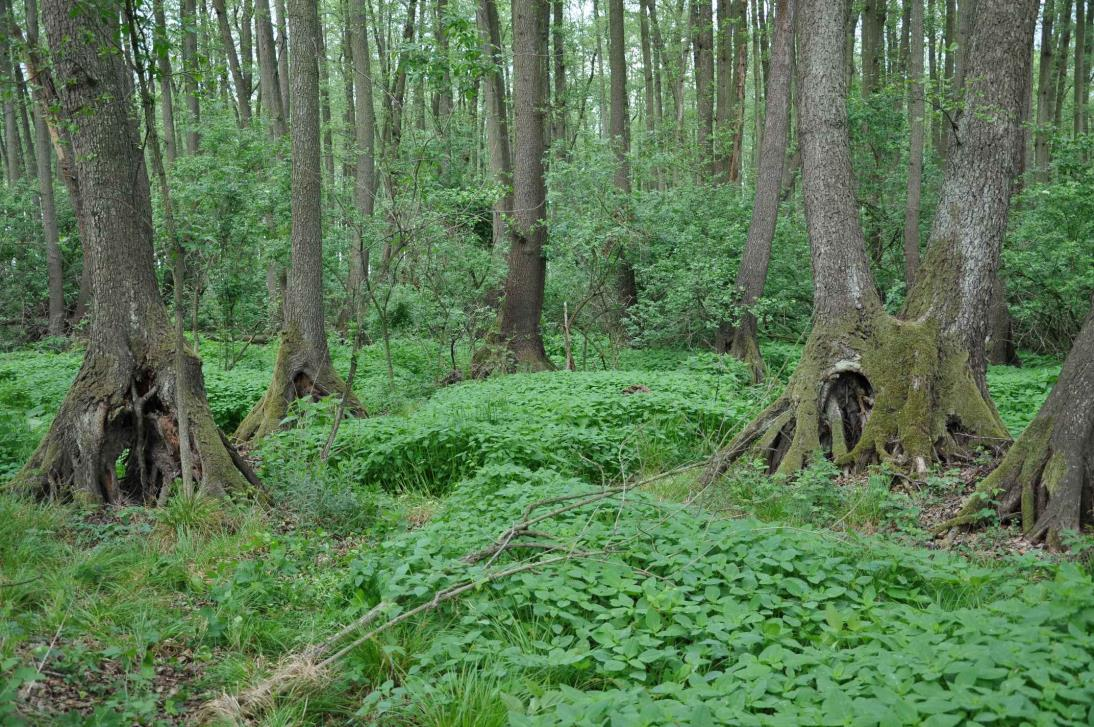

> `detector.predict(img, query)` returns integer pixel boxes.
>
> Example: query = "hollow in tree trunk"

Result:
[234,0,363,442]
[703,0,1034,483]
[12,0,255,503]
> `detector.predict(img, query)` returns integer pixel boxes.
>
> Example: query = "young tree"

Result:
[704,0,1035,481]
[497,0,553,369]
[950,299,1094,548]
[714,0,793,381]
[181,0,201,153]
[255,0,287,136]
[235,0,363,441]
[153,0,179,162]
[609,0,638,312]
[347,0,377,315]
[903,0,924,286]
[477,0,513,247]
[692,0,714,170]
[13,0,254,502]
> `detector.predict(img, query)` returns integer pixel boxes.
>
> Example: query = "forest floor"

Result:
[2,338,1092,726]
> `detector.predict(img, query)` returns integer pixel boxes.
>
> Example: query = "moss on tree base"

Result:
[234,325,365,443]
[704,311,1010,483]
[9,333,256,504]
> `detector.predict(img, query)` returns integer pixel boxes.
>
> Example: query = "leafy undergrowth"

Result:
[3,340,1091,725]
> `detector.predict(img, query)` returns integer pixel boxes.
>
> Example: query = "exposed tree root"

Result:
[234,325,365,443]
[939,319,1093,549]
[703,313,1010,484]
[10,334,256,504]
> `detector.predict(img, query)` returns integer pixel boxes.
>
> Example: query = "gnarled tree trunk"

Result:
[704,0,1034,483]
[235,0,363,442]
[13,0,254,503]
[950,302,1094,548]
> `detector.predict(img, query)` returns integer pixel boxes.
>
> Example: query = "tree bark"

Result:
[704,0,1034,482]
[181,0,201,153]
[275,0,290,116]
[1034,0,1057,181]
[715,0,793,382]
[1076,0,1088,136]
[953,300,1094,548]
[15,0,254,503]
[497,0,552,370]
[317,15,335,181]
[551,0,566,149]
[152,0,179,163]
[727,0,747,182]
[640,0,656,135]
[236,0,364,442]
[609,0,638,313]
[713,0,730,178]
[347,0,377,319]
[692,0,715,172]
[478,0,513,248]
[214,0,252,126]
[902,0,924,288]
[255,0,287,136]
[0,0,21,185]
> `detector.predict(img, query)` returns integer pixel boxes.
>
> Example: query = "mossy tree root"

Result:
[703,313,1011,484]
[10,334,255,504]
[234,327,365,443]
[941,333,1093,549]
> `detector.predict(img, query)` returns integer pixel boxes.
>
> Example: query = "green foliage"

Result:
[343,465,1094,725]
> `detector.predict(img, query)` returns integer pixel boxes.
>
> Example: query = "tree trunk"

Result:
[715,0,793,382]
[713,0,730,178]
[275,0,290,116]
[1076,0,1088,136]
[15,0,254,503]
[640,0,656,136]
[213,0,252,126]
[952,300,1094,548]
[1053,0,1074,129]
[1034,0,1057,181]
[152,0,179,164]
[347,0,377,320]
[0,0,21,185]
[609,0,638,313]
[551,0,566,149]
[317,16,335,181]
[728,0,747,181]
[692,0,715,172]
[478,0,513,248]
[497,0,552,370]
[704,0,1034,482]
[646,0,666,131]
[985,273,1020,366]
[255,0,287,136]
[181,0,201,153]
[236,0,364,442]
[593,0,607,138]
[902,0,924,287]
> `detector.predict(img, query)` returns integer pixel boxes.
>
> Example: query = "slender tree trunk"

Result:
[609,0,638,312]
[255,0,286,136]
[593,0,607,138]
[236,0,363,442]
[16,0,254,503]
[715,0,793,382]
[713,0,730,178]
[275,0,290,116]
[903,0,924,287]
[646,0,666,130]
[551,0,566,149]
[693,0,715,172]
[1035,0,1057,181]
[0,0,21,185]
[152,0,179,164]
[728,0,747,181]
[640,0,657,136]
[14,64,36,181]
[214,0,252,126]
[317,16,335,181]
[1053,0,1074,128]
[497,0,553,370]
[1076,0,1088,135]
[347,0,377,322]
[478,0,513,247]
[181,0,201,153]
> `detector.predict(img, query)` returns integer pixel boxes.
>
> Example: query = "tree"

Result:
[153,0,179,162]
[347,0,377,317]
[478,0,513,247]
[1034,0,1057,181]
[609,0,638,313]
[214,0,253,126]
[13,0,254,502]
[950,299,1094,548]
[181,0,201,153]
[713,0,793,381]
[692,0,714,171]
[903,0,924,286]
[256,0,287,136]
[497,0,553,370]
[704,0,1035,481]
[235,0,363,441]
